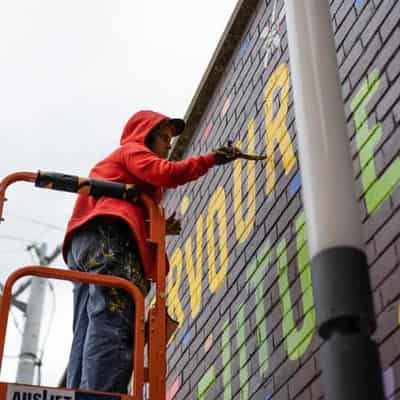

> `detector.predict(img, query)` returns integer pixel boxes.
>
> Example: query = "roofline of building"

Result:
[169,0,260,161]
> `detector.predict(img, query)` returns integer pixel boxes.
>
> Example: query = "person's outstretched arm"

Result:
[121,146,216,188]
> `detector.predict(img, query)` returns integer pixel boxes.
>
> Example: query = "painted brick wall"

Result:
[162,0,400,399]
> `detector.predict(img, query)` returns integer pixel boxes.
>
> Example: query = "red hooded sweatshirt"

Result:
[62,110,216,280]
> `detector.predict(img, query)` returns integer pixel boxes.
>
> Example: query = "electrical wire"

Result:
[6,213,65,232]
[12,280,31,298]
[2,247,26,254]
[0,234,31,243]
[3,354,20,359]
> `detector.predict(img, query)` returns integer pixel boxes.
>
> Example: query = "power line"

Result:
[6,213,65,232]
[0,281,30,313]
[13,280,32,298]
[0,234,31,243]
[4,354,21,359]
[2,248,27,255]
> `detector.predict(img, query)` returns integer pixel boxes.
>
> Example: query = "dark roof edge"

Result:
[170,0,260,161]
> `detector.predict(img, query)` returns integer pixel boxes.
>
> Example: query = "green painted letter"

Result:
[351,70,400,214]
[222,320,232,400]
[197,365,215,400]
[236,306,248,400]
[246,241,271,377]
[277,213,316,360]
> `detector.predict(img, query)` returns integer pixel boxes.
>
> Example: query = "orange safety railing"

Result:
[0,267,145,399]
[0,171,168,400]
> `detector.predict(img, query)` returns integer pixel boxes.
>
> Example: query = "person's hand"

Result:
[214,142,240,165]
[166,212,181,235]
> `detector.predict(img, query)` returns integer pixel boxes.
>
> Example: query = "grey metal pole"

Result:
[16,243,61,384]
[284,1,384,399]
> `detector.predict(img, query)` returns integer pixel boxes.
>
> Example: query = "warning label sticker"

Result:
[7,385,75,400]
[6,385,121,400]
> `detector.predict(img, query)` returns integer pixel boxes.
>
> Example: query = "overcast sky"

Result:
[0,0,238,386]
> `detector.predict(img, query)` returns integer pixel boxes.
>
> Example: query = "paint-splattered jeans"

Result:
[65,217,150,393]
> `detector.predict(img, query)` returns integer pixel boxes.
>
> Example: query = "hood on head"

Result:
[120,110,184,146]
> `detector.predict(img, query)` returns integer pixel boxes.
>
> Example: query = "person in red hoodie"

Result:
[63,110,237,393]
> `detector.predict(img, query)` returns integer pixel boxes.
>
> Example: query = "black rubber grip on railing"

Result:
[35,171,139,202]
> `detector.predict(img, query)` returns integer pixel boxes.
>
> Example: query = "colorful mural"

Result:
[164,0,400,398]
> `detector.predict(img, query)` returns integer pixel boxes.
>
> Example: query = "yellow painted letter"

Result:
[167,247,185,324]
[264,63,296,194]
[184,215,204,318]
[207,187,229,293]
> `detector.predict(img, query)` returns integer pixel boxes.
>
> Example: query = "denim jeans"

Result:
[66,218,149,393]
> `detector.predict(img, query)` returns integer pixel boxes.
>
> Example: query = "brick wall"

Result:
[162,0,400,399]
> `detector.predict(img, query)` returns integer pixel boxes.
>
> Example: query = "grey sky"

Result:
[0,0,237,386]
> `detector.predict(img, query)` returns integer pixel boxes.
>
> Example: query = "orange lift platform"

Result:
[0,170,172,400]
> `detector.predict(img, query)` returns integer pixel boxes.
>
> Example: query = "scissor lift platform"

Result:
[0,171,171,400]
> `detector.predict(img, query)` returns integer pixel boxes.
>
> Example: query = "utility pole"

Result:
[16,243,61,384]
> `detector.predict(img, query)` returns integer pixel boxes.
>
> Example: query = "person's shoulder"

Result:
[91,147,122,165]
